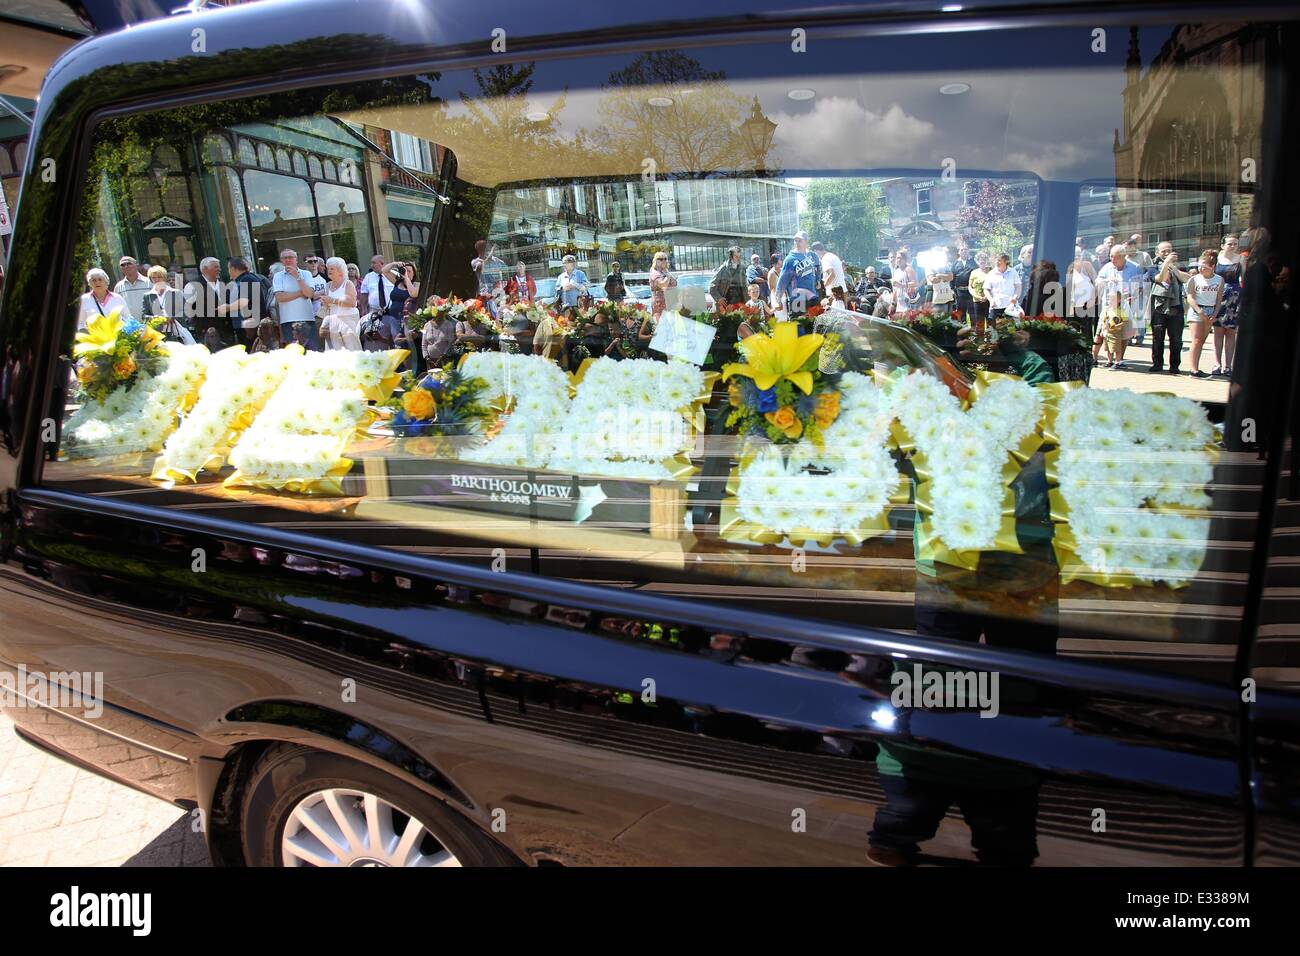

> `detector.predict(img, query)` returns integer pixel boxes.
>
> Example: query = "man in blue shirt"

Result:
[556,254,588,309]
[775,230,820,317]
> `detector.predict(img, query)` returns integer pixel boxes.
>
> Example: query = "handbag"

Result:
[359,312,393,346]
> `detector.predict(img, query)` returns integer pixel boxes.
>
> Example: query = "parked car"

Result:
[1,0,1298,872]
[532,277,558,306]
[675,271,716,312]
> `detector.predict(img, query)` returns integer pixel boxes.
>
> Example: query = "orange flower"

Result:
[401,387,437,420]
[814,390,840,429]
[76,364,96,384]
[112,355,136,378]
[484,413,507,441]
[765,406,803,439]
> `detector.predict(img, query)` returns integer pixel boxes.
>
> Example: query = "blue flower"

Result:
[794,392,817,416]
[756,387,778,413]
[122,319,145,336]
[419,374,444,393]
[393,410,432,436]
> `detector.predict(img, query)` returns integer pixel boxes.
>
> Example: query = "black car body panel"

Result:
[1,0,1299,866]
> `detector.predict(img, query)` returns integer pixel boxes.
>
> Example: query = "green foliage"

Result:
[957,180,1023,258]
[798,179,886,270]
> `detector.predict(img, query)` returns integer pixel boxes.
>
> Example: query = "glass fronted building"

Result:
[487,177,800,280]
[72,116,442,284]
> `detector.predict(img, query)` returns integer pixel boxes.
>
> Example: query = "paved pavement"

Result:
[1089,339,1233,404]
[0,712,210,867]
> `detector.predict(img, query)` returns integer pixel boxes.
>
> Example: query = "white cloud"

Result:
[1003,141,1098,179]
[770,98,937,170]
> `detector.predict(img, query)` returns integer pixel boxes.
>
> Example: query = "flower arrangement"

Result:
[225,348,407,495]
[72,309,168,405]
[995,314,1090,351]
[406,294,488,333]
[891,307,963,340]
[459,352,571,467]
[548,358,708,480]
[1047,387,1215,586]
[892,370,1043,556]
[549,309,583,339]
[390,364,494,438]
[63,343,209,458]
[593,300,646,325]
[298,348,407,400]
[731,371,901,543]
[699,302,763,328]
[151,345,302,484]
[722,322,840,446]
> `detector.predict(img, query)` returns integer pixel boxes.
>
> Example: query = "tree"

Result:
[798,179,886,270]
[957,180,1023,258]
[596,51,753,175]
[437,62,572,200]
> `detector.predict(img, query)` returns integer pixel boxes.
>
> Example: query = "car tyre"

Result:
[240,743,516,867]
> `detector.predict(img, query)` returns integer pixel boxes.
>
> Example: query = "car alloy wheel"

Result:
[280,787,462,867]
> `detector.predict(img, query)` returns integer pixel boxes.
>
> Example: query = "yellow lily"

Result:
[73,308,124,359]
[140,325,165,351]
[722,321,823,395]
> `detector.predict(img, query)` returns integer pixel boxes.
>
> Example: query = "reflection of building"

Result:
[0,99,34,259]
[488,178,799,278]
[875,176,1037,258]
[77,118,443,282]
[1104,25,1273,255]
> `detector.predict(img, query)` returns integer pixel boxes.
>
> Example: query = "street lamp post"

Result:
[739,97,778,176]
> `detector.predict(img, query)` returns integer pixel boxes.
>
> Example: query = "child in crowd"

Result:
[1095,289,1132,369]
[249,317,280,353]
[740,282,771,340]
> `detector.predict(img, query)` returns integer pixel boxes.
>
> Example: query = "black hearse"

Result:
[1,0,1298,867]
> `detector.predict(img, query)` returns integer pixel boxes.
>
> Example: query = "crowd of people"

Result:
[740,227,1255,379]
[77,250,420,356]
[77,224,1262,383]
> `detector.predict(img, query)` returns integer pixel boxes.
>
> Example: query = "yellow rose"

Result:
[402,387,437,420]
[112,355,136,378]
[140,327,165,351]
[76,364,96,384]
[765,406,803,439]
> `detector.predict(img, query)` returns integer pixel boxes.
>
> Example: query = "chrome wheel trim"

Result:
[280,787,462,867]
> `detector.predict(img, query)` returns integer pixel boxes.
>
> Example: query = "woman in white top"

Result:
[318,256,361,350]
[1066,254,1097,333]
[78,268,131,330]
[927,246,956,315]
[141,265,194,344]
[1185,250,1224,378]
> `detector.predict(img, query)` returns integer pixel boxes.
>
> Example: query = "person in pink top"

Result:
[638,250,677,350]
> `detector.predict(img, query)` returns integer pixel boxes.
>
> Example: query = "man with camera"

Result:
[1146,241,1192,374]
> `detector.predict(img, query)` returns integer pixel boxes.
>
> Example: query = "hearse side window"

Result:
[41,23,1291,684]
